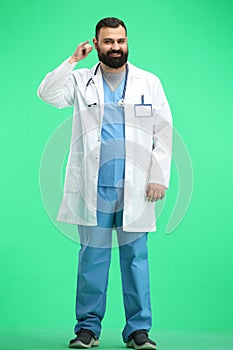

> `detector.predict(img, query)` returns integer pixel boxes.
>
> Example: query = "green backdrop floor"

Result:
[0,328,233,350]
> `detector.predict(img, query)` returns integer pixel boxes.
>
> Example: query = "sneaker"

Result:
[126,329,157,350]
[69,328,99,348]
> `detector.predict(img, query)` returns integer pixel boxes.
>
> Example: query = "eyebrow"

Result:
[103,37,126,41]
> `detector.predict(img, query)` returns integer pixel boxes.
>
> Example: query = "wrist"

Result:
[68,56,79,65]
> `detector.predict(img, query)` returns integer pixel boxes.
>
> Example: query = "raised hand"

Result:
[69,40,93,64]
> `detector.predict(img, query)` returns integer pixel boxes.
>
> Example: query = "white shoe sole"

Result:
[69,338,99,348]
[127,339,157,350]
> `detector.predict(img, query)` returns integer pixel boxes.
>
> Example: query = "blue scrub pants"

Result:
[74,186,152,342]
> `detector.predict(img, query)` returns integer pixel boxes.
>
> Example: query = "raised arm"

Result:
[37,41,93,109]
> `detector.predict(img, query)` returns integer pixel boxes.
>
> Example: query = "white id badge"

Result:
[134,95,153,117]
[134,104,153,117]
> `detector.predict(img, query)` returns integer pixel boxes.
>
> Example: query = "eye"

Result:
[118,39,126,44]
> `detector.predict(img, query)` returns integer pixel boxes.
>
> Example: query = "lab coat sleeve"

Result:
[148,79,173,188]
[37,57,77,109]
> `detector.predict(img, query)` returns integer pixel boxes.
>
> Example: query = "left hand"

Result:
[146,183,166,202]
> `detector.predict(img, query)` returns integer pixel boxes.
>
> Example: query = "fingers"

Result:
[81,40,90,46]
[70,40,93,64]
[146,186,166,202]
[147,191,163,202]
[79,40,93,54]
[146,187,155,202]
[78,40,90,49]
[72,40,93,62]
[85,44,93,54]
[160,189,165,199]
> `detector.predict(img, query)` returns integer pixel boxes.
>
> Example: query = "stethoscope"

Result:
[85,62,129,108]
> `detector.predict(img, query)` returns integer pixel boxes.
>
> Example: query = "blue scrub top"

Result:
[98,77,126,188]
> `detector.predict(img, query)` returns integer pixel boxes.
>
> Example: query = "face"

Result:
[93,25,128,69]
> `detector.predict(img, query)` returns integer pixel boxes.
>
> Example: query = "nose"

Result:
[112,41,120,50]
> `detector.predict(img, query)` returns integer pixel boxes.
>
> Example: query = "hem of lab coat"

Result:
[55,217,156,232]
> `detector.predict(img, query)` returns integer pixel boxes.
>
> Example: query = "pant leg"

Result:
[119,233,152,342]
[114,189,152,342]
[74,186,116,337]
[74,232,112,337]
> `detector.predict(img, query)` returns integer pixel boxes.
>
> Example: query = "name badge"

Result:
[134,95,153,117]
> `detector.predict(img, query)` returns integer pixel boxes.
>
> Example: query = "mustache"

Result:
[107,49,123,55]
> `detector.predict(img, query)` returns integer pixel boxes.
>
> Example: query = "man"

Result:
[38,17,172,350]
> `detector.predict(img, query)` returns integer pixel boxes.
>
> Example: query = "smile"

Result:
[109,53,121,57]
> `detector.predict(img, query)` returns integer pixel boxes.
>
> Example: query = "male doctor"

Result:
[38,17,172,350]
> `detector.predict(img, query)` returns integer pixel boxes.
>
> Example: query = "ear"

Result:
[93,38,98,50]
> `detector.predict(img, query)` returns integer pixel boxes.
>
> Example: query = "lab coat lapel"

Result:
[91,64,104,107]
[124,62,141,103]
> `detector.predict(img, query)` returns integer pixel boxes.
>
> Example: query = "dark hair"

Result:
[95,17,127,40]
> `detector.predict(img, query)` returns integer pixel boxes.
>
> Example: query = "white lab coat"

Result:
[37,58,172,232]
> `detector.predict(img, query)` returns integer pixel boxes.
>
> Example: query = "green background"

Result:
[1,0,233,349]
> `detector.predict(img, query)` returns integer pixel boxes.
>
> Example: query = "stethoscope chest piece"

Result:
[118,98,125,108]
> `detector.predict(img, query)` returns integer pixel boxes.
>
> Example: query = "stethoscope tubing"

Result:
[86,62,129,106]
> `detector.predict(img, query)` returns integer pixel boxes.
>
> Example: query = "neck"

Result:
[100,62,126,73]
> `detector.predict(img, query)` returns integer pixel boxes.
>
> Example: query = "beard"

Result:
[97,48,128,68]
